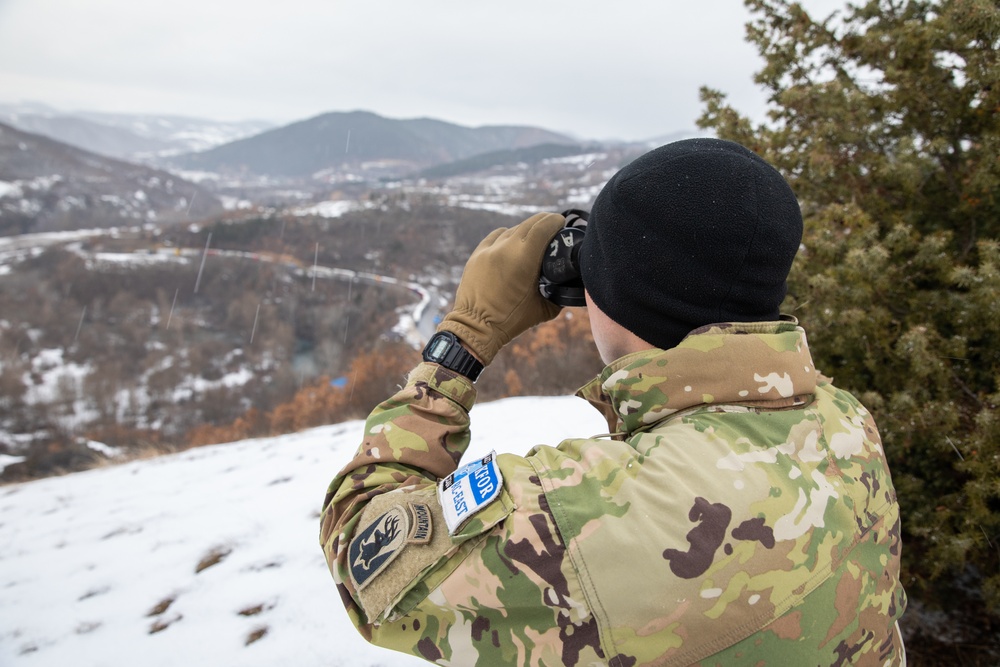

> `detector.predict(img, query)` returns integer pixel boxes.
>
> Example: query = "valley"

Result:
[0,107,651,481]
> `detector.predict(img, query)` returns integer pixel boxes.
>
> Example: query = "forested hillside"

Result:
[170,110,578,178]
[0,205,495,478]
[0,202,603,482]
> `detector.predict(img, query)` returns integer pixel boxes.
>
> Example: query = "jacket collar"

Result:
[577,319,818,436]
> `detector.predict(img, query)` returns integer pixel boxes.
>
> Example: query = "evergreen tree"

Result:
[698,0,999,626]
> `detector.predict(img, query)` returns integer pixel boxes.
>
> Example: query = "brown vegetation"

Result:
[184,309,602,448]
[186,340,420,446]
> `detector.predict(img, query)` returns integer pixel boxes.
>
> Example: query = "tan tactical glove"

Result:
[437,212,567,365]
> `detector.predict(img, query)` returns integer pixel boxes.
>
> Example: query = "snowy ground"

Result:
[0,395,608,667]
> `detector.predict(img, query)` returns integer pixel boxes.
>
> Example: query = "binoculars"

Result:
[538,209,588,308]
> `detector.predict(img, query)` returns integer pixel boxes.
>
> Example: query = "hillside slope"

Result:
[0,123,223,234]
[0,104,273,160]
[0,396,608,666]
[0,114,173,159]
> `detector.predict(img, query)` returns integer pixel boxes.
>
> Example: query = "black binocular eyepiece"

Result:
[538,209,588,307]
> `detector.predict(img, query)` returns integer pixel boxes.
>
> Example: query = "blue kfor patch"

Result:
[348,505,408,590]
[438,451,503,535]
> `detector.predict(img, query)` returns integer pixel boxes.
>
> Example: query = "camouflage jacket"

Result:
[320,320,907,666]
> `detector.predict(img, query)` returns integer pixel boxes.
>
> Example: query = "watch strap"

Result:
[441,346,484,381]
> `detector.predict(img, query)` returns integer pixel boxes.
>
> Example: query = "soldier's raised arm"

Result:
[319,212,591,663]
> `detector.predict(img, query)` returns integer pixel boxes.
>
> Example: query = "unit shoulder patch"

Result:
[438,450,504,535]
[347,488,462,623]
[406,500,433,544]
[348,497,438,591]
[349,505,409,590]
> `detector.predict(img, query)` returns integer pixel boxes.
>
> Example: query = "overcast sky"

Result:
[0,1,844,142]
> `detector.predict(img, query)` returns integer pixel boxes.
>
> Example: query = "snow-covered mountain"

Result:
[0,395,608,666]
[0,122,224,233]
[0,103,273,161]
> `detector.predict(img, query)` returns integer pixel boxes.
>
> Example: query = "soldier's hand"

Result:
[437,212,566,365]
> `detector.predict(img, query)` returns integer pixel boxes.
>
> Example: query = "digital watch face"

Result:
[427,335,451,362]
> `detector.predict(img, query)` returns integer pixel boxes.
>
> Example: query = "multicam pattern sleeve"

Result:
[320,362,604,665]
[319,362,474,614]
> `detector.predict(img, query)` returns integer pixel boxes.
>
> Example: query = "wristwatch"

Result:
[422,331,484,381]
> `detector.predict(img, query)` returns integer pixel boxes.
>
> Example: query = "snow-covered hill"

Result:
[0,395,608,666]
[0,122,223,233]
[0,103,273,161]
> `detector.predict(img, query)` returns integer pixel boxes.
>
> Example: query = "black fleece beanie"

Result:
[580,138,803,350]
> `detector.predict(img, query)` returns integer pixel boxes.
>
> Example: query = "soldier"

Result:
[320,138,907,666]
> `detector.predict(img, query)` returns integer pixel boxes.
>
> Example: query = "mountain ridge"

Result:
[0,122,223,234]
[0,103,273,161]
[169,110,579,178]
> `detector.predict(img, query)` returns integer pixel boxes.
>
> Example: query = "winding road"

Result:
[0,229,446,348]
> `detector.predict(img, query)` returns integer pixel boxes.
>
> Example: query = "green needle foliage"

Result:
[698,0,999,614]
